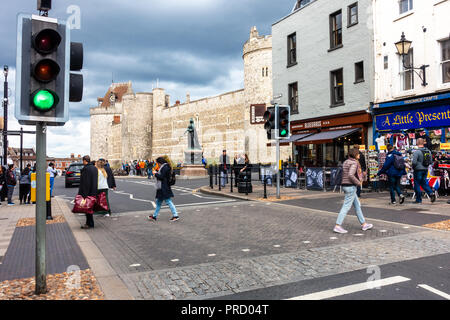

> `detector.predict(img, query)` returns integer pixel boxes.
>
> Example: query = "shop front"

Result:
[290,111,373,167]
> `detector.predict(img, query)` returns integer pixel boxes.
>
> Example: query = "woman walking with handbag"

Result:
[147,157,179,222]
[95,159,111,217]
[333,148,373,234]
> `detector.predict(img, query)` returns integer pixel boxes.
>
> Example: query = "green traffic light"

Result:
[280,129,287,136]
[33,90,55,111]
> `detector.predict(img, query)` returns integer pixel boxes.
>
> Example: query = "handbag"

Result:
[94,192,109,212]
[72,195,96,214]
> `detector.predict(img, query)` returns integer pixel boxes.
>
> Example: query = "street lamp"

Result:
[395,32,429,86]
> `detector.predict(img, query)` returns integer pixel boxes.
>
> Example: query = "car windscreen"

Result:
[68,165,84,172]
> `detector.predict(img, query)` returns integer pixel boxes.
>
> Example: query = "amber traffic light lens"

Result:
[33,59,60,82]
[34,29,61,54]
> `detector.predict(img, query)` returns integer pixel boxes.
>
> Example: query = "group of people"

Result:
[79,155,178,229]
[219,150,251,187]
[121,160,159,179]
[0,163,35,206]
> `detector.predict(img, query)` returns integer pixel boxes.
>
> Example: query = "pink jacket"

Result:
[341,158,362,186]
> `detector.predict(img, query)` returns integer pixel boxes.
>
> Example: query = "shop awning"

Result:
[285,133,314,143]
[295,128,361,144]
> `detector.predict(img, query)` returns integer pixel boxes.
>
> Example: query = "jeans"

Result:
[153,198,178,219]
[19,184,31,203]
[7,185,15,203]
[388,176,403,203]
[336,186,366,226]
[220,171,228,187]
[356,185,361,198]
[413,170,433,203]
[50,177,55,196]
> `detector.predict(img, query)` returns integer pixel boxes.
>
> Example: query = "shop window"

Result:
[441,39,450,83]
[330,68,344,106]
[348,2,358,27]
[399,0,413,14]
[355,61,364,83]
[287,33,297,67]
[400,48,414,91]
[329,10,343,50]
[288,82,299,114]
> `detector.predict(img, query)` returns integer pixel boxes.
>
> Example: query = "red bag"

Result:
[95,192,109,212]
[72,195,96,214]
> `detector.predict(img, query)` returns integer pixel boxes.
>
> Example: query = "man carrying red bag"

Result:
[75,155,99,229]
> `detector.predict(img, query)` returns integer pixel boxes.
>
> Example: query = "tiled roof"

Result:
[99,82,133,107]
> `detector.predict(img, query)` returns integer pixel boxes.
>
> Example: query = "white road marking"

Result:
[242,249,250,252]
[418,284,450,300]
[303,241,311,244]
[171,259,179,262]
[273,245,281,248]
[286,276,411,300]
[380,230,387,233]
[330,237,338,240]
[353,234,364,236]
[208,254,216,257]
[129,264,141,268]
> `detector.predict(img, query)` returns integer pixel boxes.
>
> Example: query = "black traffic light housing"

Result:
[15,13,83,126]
[277,105,290,139]
[263,106,276,140]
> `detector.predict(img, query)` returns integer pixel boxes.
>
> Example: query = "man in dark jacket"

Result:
[377,144,407,204]
[412,138,435,204]
[78,155,98,229]
[104,159,116,216]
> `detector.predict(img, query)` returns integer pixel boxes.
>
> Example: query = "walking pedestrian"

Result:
[219,150,230,187]
[78,155,99,229]
[333,148,373,234]
[377,144,406,205]
[147,157,179,222]
[412,138,436,204]
[0,166,5,206]
[94,159,112,217]
[47,162,58,197]
[6,164,17,205]
[19,166,32,205]
[352,145,367,198]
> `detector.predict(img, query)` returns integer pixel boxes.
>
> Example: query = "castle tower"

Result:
[242,27,274,163]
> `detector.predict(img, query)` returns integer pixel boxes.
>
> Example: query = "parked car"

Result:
[65,163,84,188]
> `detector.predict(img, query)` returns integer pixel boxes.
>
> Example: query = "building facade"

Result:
[91,27,291,167]
[272,0,375,166]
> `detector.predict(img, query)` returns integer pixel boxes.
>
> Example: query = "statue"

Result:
[183,119,202,165]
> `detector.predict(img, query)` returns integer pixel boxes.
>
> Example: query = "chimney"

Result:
[175,100,180,106]
[70,153,74,158]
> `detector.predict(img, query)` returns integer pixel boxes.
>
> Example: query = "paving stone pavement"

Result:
[69,199,450,300]
[120,230,450,300]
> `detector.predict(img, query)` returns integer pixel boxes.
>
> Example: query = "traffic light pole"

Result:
[275,104,280,199]
[35,122,47,294]
[3,66,8,166]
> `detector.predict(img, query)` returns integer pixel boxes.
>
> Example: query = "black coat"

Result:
[105,164,116,189]
[78,163,98,198]
[155,164,174,200]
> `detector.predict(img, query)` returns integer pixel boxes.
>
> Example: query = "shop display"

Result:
[368,150,379,182]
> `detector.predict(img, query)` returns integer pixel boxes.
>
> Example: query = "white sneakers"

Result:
[333,223,373,234]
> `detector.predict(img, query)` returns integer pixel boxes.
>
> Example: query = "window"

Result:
[287,33,297,66]
[441,39,450,83]
[399,0,413,14]
[355,61,364,83]
[266,67,269,77]
[330,10,343,49]
[294,0,314,11]
[348,3,358,27]
[330,69,344,105]
[400,48,414,90]
[384,56,389,69]
[288,82,299,114]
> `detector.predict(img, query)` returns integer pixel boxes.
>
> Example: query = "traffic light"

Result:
[15,14,83,126]
[277,105,290,139]
[263,106,276,140]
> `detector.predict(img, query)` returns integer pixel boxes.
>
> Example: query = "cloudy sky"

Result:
[0,0,294,158]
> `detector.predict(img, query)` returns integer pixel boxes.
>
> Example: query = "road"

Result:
[51,176,450,301]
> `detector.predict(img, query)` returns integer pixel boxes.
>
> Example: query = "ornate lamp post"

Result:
[395,32,429,86]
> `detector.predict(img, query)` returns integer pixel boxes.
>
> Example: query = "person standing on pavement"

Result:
[219,150,230,187]
[19,166,32,205]
[95,159,112,217]
[147,157,179,222]
[104,159,116,216]
[78,155,99,229]
[377,144,407,205]
[6,164,17,205]
[412,138,436,204]
[334,148,373,234]
[0,166,5,206]
[47,162,58,197]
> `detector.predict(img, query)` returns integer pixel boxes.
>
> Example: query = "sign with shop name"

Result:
[375,105,450,131]
[441,143,450,150]
[250,104,266,125]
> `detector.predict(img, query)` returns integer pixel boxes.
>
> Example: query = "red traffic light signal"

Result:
[33,28,61,54]
[32,59,60,82]
[264,107,276,140]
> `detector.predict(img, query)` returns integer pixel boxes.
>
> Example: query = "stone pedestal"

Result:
[179,165,208,179]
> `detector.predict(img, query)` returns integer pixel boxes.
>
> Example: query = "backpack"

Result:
[169,168,176,186]
[421,150,432,167]
[393,154,406,170]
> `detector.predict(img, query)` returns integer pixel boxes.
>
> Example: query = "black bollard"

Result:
[209,166,213,189]
[230,168,233,193]
[215,165,218,186]
[218,165,222,191]
[264,178,267,199]
[46,199,53,220]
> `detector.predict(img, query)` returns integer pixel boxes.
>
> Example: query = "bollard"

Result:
[264,178,267,199]
[219,165,222,191]
[215,165,218,186]
[209,167,213,189]
[230,168,233,193]
[46,199,53,220]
